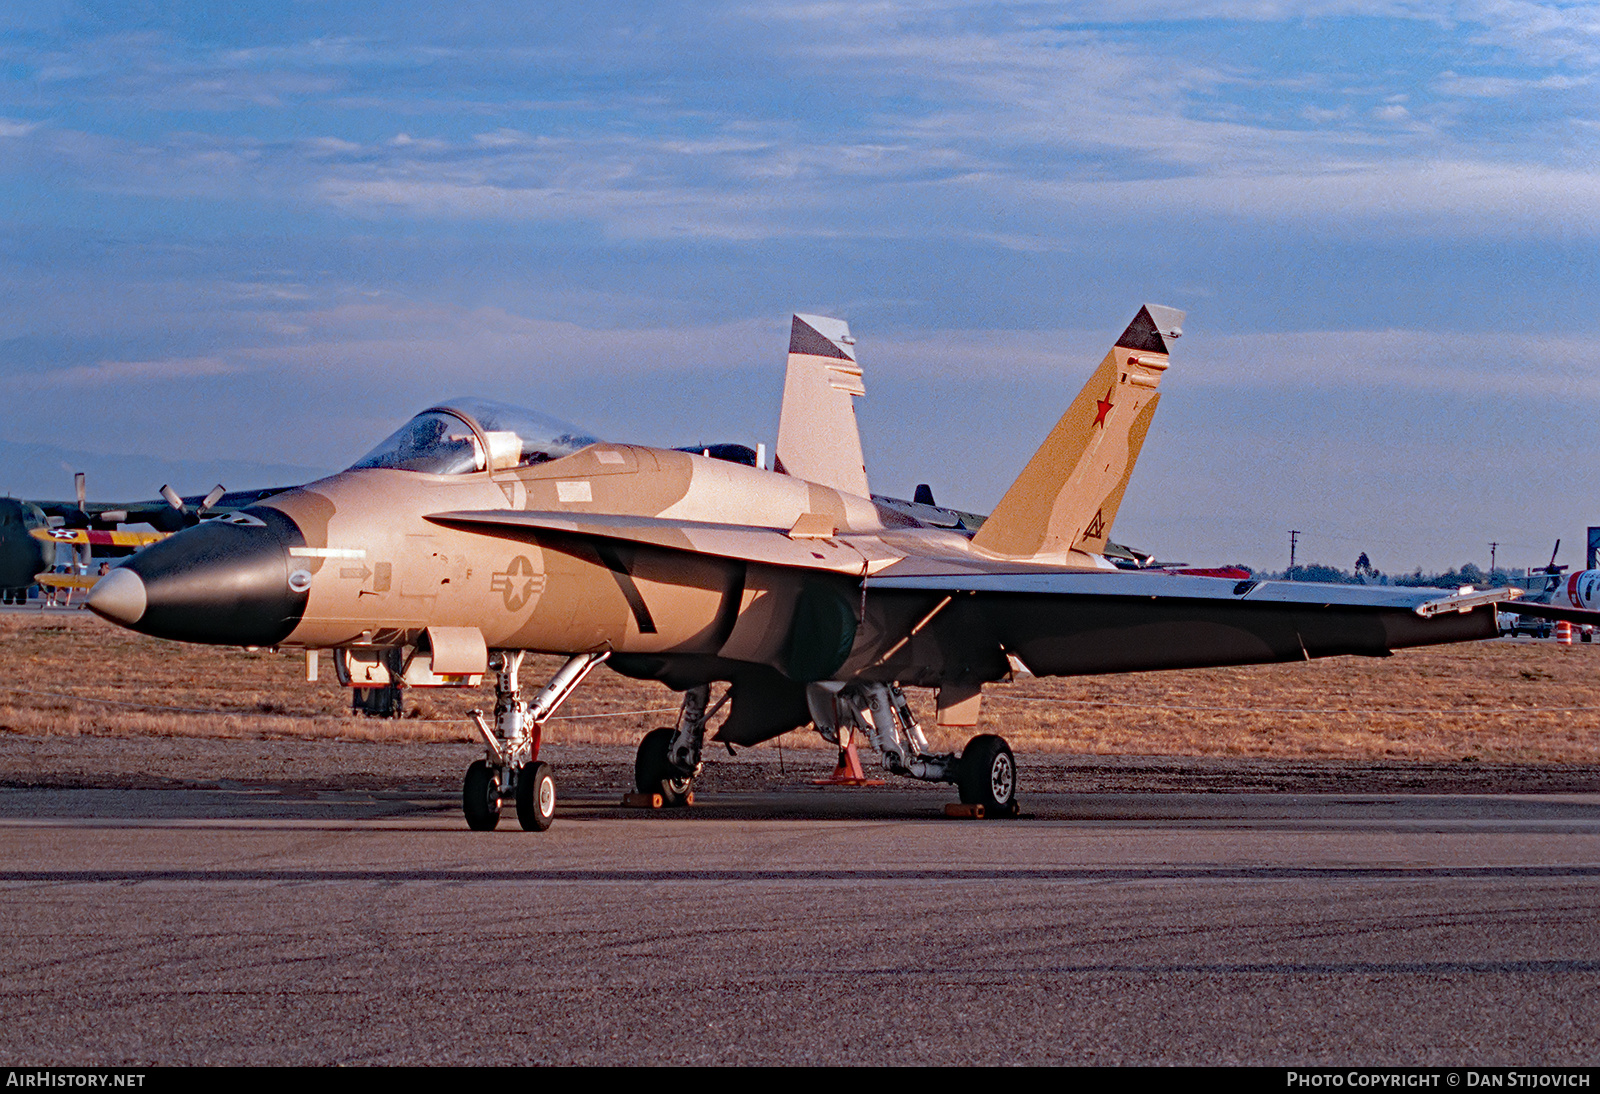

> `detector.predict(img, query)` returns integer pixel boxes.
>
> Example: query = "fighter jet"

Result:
[86,304,1510,831]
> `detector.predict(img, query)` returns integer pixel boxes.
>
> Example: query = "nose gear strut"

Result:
[463,649,610,831]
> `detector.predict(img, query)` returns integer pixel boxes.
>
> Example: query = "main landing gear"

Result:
[462,649,609,832]
[810,682,1019,815]
[634,683,724,806]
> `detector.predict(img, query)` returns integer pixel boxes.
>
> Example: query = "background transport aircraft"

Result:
[0,498,48,604]
[0,474,295,602]
[85,304,1511,832]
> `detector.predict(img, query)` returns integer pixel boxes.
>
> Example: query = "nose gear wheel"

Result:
[462,759,502,831]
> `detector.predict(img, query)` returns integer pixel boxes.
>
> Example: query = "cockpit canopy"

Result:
[349,398,600,475]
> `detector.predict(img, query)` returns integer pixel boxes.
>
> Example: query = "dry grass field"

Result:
[2,607,1598,764]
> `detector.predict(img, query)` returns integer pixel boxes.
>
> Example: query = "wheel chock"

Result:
[944,803,986,819]
[621,791,695,809]
[813,739,886,787]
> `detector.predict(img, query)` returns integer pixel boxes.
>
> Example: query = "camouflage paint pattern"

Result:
[87,304,1502,747]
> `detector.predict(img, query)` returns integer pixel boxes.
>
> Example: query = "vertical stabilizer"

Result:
[970,304,1183,564]
[775,313,870,498]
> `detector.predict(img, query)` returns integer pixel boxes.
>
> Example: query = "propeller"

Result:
[157,483,227,531]
[1545,540,1568,575]
[72,472,90,570]
[58,472,91,530]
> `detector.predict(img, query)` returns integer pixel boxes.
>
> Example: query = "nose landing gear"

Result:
[462,649,609,832]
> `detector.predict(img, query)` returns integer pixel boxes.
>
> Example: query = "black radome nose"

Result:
[88,508,309,646]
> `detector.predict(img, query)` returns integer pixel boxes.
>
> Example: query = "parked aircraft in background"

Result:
[0,474,295,602]
[1495,543,1600,636]
[85,305,1512,831]
[0,498,48,604]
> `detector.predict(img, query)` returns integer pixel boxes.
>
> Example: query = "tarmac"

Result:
[1,739,1597,1065]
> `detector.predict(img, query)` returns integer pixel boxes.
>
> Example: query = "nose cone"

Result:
[86,568,148,626]
[89,508,310,646]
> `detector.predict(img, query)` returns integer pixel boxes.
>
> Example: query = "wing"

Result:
[31,528,166,548]
[1494,599,1600,626]
[34,572,98,589]
[426,509,874,575]
[865,568,1508,676]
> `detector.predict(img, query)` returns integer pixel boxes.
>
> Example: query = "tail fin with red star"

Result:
[969,304,1184,565]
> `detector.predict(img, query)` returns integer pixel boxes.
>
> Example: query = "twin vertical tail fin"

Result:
[775,314,870,498]
[970,304,1184,564]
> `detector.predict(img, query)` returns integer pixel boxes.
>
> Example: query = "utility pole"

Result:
[1489,542,1498,577]
[1288,530,1301,578]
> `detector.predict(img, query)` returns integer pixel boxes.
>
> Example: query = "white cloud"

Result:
[26,355,241,387]
[1182,329,1600,393]
[1435,71,1592,97]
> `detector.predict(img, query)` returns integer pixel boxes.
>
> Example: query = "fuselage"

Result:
[89,435,1024,690]
[266,442,920,653]
[1554,569,1600,612]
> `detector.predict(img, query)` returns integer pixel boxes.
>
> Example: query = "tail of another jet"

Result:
[775,314,870,498]
[970,304,1184,564]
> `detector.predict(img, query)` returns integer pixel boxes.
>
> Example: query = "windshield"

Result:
[349,398,600,475]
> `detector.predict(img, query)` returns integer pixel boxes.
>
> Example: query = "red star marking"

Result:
[1093,388,1114,427]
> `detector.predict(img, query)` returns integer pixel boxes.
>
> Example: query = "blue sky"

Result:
[3,1,1599,572]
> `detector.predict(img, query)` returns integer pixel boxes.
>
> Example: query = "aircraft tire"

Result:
[462,760,502,831]
[958,734,1017,815]
[635,726,693,807]
[515,761,556,831]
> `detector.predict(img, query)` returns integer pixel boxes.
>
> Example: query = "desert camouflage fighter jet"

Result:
[86,305,1510,830]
